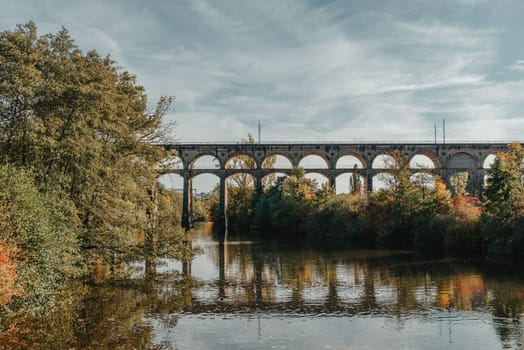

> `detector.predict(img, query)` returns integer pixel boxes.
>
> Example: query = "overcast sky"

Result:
[3,0,524,142]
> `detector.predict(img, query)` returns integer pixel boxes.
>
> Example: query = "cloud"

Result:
[510,60,524,72]
[1,0,522,142]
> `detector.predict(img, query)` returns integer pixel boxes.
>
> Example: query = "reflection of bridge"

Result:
[161,142,509,229]
[172,237,486,316]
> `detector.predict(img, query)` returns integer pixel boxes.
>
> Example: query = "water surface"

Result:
[3,224,524,349]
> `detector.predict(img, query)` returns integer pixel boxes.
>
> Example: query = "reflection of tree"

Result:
[487,279,524,349]
[358,264,377,310]
[1,273,196,349]
[431,273,486,311]
[324,259,339,309]
[218,240,227,300]
[253,244,264,303]
[1,283,160,349]
[394,274,419,314]
[9,236,524,349]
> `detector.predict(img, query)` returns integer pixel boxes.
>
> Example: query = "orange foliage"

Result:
[436,274,485,310]
[452,196,481,219]
[434,180,451,205]
[0,240,20,305]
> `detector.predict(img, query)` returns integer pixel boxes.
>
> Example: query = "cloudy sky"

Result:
[3,0,524,142]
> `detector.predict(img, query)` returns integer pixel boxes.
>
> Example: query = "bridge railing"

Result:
[159,140,517,145]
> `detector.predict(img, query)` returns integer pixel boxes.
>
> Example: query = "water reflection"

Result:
[3,224,524,349]
[193,240,475,316]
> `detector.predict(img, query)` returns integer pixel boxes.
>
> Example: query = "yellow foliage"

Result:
[434,180,451,204]
[163,193,171,205]
[452,196,481,221]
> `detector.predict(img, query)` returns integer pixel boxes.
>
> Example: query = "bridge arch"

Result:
[372,154,398,169]
[157,173,184,191]
[159,155,184,171]
[262,172,289,190]
[445,151,480,195]
[190,173,220,193]
[482,154,497,186]
[336,172,365,194]
[446,151,478,169]
[262,154,293,169]
[372,172,395,192]
[299,154,329,169]
[189,154,221,170]
[410,172,436,189]
[409,154,438,169]
[225,154,257,169]
[226,172,256,188]
[304,172,330,190]
[261,153,293,169]
[335,154,366,169]
[482,154,497,169]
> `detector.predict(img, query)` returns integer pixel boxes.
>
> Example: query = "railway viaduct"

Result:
[159,142,511,230]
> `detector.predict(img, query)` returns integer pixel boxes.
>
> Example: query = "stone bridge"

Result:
[160,142,511,229]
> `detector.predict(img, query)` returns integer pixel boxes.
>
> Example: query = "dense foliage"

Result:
[206,134,260,231]
[482,143,524,254]
[0,22,183,313]
[205,140,524,255]
[216,146,524,253]
[250,152,483,252]
[0,166,82,312]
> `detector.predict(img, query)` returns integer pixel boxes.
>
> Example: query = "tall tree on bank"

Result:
[213,134,277,230]
[0,22,174,268]
[225,134,263,230]
[482,142,524,254]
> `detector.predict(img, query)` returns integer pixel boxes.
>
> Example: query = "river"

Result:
[3,223,524,349]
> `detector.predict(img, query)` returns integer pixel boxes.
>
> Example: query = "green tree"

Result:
[255,167,318,233]
[373,152,421,247]
[207,133,272,231]
[0,165,82,314]
[482,142,524,253]
[0,23,175,270]
[371,152,448,250]
[450,172,469,197]
[156,185,189,260]
[348,168,362,195]
[225,134,257,230]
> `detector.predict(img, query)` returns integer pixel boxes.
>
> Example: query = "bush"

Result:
[0,165,83,313]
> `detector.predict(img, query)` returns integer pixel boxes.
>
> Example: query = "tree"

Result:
[221,134,267,230]
[369,151,451,250]
[450,172,469,197]
[348,167,362,195]
[0,23,175,271]
[226,134,257,188]
[254,167,319,233]
[482,142,524,253]
[0,165,82,313]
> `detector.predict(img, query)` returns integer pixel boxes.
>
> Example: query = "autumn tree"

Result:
[0,23,175,272]
[208,134,276,231]
[255,167,319,233]
[0,165,82,314]
[348,169,362,195]
[366,152,452,250]
[482,142,524,253]
[450,172,469,197]
[224,134,257,229]
[372,152,420,247]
